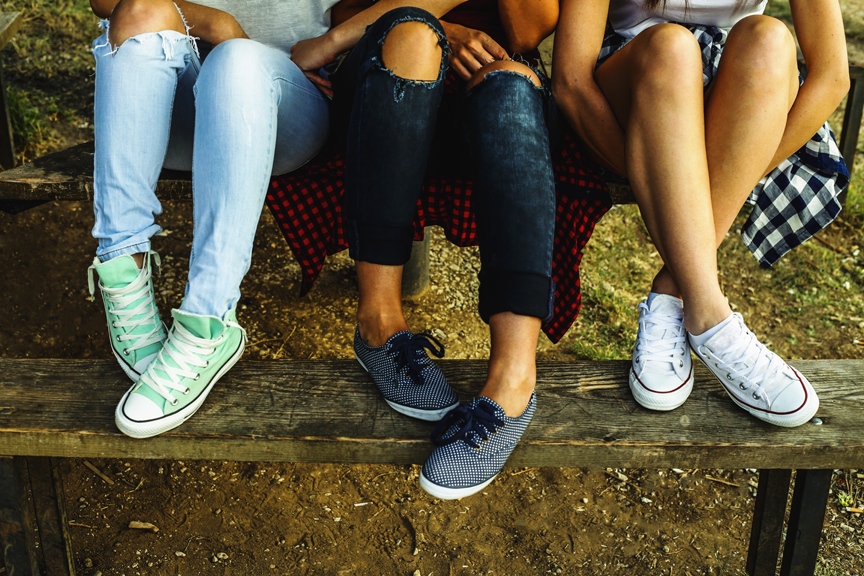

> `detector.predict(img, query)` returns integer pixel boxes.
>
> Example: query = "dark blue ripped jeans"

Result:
[332,7,557,323]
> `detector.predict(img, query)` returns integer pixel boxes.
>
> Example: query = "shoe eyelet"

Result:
[714,363,719,368]
[739,383,746,390]
[475,445,482,451]
[679,360,684,368]
[204,361,209,368]
[635,357,641,364]
[112,321,117,328]
[123,349,130,356]
[171,398,179,406]
[726,374,733,380]
[752,393,759,400]
[194,374,200,381]
[183,387,190,395]
[116,334,121,342]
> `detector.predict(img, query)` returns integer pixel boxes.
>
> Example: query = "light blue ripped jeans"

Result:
[91,22,329,318]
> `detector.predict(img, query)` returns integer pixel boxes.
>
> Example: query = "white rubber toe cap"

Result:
[121,391,164,422]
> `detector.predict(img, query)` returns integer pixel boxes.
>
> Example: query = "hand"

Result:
[291,33,340,98]
[440,21,509,80]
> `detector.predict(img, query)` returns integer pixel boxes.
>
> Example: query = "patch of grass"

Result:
[6,85,44,150]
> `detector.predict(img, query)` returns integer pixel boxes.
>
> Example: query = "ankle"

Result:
[479,367,536,417]
[357,312,410,347]
[132,252,145,269]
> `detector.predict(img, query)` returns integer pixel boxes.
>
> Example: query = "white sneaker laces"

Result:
[87,251,164,354]
[139,319,246,404]
[634,302,687,369]
[698,314,786,402]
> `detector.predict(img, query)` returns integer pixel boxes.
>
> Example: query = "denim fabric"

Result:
[332,7,556,322]
[331,7,448,266]
[92,25,329,318]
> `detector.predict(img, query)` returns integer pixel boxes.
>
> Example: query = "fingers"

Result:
[303,70,333,99]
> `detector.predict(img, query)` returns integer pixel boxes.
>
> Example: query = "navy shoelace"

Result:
[431,401,504,449]
[390,332,445,384]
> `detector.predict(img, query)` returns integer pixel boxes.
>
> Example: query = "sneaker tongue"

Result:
[646,295,684,345]
[172,310,224,339]
[97,255,141,288]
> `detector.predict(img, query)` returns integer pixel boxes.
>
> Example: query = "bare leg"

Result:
[595,24,728,333]
[477,312,540,416]
[641,17,799,313]
[107,0,186,47]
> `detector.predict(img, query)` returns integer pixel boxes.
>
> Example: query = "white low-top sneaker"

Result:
[630,294,693,411]
[690,313,818,428]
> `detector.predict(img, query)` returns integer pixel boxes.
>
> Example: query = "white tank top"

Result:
[608,0,768,39]
[194,0,341,53]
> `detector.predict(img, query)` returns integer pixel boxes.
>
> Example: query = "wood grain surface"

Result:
[1,359,861,469]
[0,12,22,51]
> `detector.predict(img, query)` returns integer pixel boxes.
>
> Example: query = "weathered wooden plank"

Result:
[1,359,862,468]
[0,141,193,201]
[0,140,639,204]
[0,12,23,51]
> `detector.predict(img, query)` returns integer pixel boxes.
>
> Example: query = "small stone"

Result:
[414,571,422,576]
[174,551,186,557]
[641,497,653,504]
[84,558,93,568]
[216,552,229,560]
[662,545,671,553]
[581,498,589,504]
[211,556,220,563]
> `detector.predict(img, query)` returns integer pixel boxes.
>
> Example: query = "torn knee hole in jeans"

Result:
[93,2,198,59]
[374,16,447,103]
[468,69,542,94]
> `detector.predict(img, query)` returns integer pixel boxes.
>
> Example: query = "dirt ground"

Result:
[2,1,864,574]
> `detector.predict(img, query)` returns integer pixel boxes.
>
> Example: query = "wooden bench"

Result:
[1,358,862,576]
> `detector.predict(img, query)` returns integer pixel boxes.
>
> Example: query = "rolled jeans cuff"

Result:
[347,220,416,265]
[478,272,554,324]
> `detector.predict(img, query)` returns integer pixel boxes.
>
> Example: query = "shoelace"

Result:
[634,301,687,369]
[87,251,164,355]
[697,313,785,403]
[431,401,504,450]
[139,319,247,405]
[389,332,445,384]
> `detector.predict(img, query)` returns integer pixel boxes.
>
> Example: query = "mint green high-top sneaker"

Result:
[88,252,167,381]
[114,307,247,438]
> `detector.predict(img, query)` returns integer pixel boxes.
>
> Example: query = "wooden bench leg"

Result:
[0,457,40,576]
[779,469,832,576]
[402,235,431,299]
[840,72,864,206]
[0,64,15,171]
[746,468,792,576]
[26,456,77,576]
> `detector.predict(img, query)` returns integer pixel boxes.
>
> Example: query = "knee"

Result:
[466,61,541,91]
[380,17,445,82]
[630,24,703,90]
[197,39,270,91]
[726,16,797,81]
[108,0,186,46]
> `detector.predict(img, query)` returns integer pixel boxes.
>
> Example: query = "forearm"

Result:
[499,0,559,54]
[554,81,628,176]
[762,73,849,178]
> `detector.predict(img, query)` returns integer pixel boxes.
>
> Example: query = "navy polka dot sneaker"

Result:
[354,326,459,421]
[420,392,536,500]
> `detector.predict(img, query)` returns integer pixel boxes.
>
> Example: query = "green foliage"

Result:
[837,490,854,507]
[6,85,43,149]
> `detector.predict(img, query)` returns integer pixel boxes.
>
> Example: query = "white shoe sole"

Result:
[419,471,497,500]
[355,355,458,421]
[115,338,245,438]
[629,366,693,411]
